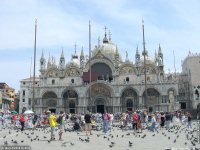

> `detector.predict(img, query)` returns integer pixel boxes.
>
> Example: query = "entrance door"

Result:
[97,105,104,114]
[49,108,56,113]
[149,107,153,112]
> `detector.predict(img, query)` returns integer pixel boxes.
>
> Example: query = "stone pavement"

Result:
[0,121,200,150]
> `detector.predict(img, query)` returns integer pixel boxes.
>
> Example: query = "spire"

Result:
[108,30,112,41]
[81,46,84,56]
[103,26,108,43]
[72,43,78,59]
[48,53,51,64]
[115,45,119,55]
[158,44,162,53]
[41,49,44,59]
[155,49,157,59]
[136,45,139,55]
[125,51,129,61]
[61,48,64,58]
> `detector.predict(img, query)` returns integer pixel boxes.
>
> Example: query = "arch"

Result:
[121,87,138,111]
[87,82,113,98]
[41,91,57,107]
[143,88,160,112]
[42,91,57,99]
[62,89,78,113]
[119,63,136,75]
[85,58,115,76]
[45,68,59,78]
[167,87,177,95]
[141,64,157,74]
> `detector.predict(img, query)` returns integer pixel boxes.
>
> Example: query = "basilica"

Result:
[19,29,179,114]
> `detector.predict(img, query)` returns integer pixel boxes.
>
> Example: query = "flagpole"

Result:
[142,20,147,109]
[88,20,91,112]
[32,18,37,112]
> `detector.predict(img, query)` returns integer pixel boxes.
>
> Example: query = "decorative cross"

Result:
[98,36,100,46]
[108,30,112,40]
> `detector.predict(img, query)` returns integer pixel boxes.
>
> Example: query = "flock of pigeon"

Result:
[0,122,200,150]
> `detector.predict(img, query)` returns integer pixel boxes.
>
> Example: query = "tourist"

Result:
[84,111,92,136]
[160,112,165,129]
[57,111,64,140]
[19,114,25,131]
[48,111,56,140]
[103,110,110,134]
[132,112,138,132]
[187,113,192,129]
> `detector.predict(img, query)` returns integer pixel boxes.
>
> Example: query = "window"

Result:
[71,79,74,84]
[23,90,25,96]
[28,98,31,105]
[126,77,129,82]
[23,82,26,85]
[52,80,55,85]
[22,99,25,102]
[180,102,186,109]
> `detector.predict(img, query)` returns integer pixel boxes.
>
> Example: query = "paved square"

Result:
[0,121,200,150]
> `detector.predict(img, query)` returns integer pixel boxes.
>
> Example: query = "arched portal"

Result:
[42,91,57,113]
[87,83,112,113]
[121,88,138,112]
[143,88,160,112]
[63,89,78,113]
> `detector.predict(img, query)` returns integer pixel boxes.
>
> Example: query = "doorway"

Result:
[97,105,104,114]
[149,107,153,112]
[49,108,56,113]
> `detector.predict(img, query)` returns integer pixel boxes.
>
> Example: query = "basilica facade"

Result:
[19,30,179,114]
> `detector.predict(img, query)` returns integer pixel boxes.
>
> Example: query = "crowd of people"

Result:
[0,109,194,141]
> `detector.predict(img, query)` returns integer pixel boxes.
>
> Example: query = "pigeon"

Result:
[3,135,6,138]
[109,145,113,148]
[70,142,75,146]
[152,134,155,136]
[21,140,24,143]
[168,137,170,140]
[141,134,146,138]
[173,139,176,143]
[129,141,133,145]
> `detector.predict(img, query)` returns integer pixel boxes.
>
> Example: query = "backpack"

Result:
[56,116,62,124]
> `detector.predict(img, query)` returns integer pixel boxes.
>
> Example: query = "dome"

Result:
[92,42,122,62]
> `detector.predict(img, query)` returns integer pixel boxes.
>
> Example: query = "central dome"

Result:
[92,42,122,62]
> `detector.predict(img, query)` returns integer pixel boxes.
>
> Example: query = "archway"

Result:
[143,88,160,112]
[42,91,57,113]
[121,88,138,112]
[63,89,78,113]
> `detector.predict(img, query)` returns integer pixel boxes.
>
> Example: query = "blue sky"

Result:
[0,0,200,91]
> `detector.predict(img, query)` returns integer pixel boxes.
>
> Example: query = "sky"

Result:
[0,0,200,91]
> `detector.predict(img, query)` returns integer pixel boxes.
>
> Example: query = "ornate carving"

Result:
[47,99,57,107]
[91,84,111,97]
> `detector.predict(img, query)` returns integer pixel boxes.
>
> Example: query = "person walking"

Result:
[19,114,25,131]
[84,111,92,136]
[48,111,56,140]
[132,112,138,133]
[187,113,192,129]
[103,110,110,134]
[57,111,64,140]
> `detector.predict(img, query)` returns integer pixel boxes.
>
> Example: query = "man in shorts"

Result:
[84,111,92,136]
